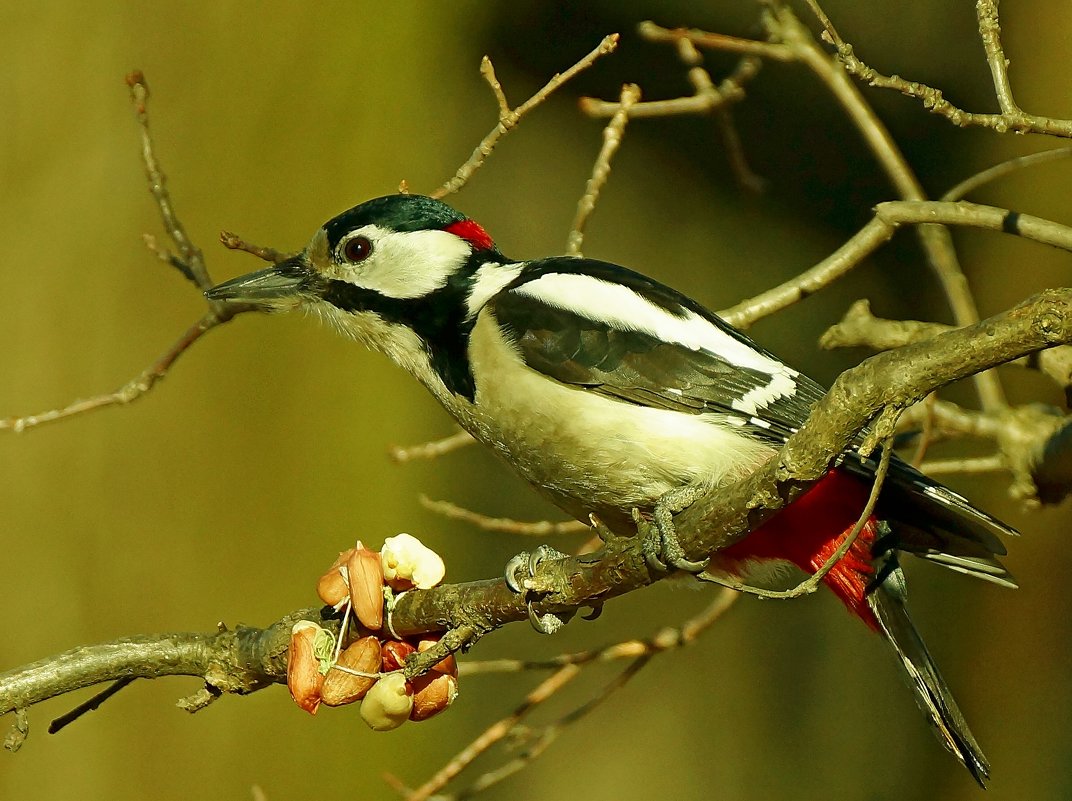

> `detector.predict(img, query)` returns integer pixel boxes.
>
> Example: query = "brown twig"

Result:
[419,496,588,537]
[388,429,475,463]
[580,27,763,120]
[0,313,227,433]
[432,34,619,199]
[126,72,210,290]
[657,8,1006,411]
[1,72,255,434]
[566,84,640,256]
[399,590,737,800]
[821,298,1072,394]
[219,231,291,264]
[720,199,1072,330]
[804,0,1072,138]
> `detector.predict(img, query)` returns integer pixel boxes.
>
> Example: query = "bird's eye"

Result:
[343,235,373,263]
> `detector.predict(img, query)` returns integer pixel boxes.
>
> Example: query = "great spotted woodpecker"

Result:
[206,193,1016,785]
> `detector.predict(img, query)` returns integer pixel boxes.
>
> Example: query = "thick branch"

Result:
[392,288,1072,633]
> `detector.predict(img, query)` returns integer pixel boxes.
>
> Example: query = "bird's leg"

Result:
[504,544,572,634]
[641,483,710,574]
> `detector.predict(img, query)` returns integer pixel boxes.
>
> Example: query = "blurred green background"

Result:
[2,2,1071,800]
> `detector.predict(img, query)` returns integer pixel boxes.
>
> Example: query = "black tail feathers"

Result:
[867,563,990,787]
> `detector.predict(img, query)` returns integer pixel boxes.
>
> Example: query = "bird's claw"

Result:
[504,544,570,634]
[638,485,710,575]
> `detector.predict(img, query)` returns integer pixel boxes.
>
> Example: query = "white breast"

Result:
[454,311,776,516]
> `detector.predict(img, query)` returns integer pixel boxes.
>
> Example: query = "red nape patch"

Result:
[715,470,881,630]
[445,219,495,252]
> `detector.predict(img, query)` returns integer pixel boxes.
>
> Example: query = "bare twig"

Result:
[400,590,737,800]
[388,429,474,462]
[461,588,737,676]
[804,0,1072,137]
[450,655,651,799]
[401,665,580,801]
[420,496,588,537]
[821,297,1072,393]
[975,0,1020,116]
[664,8,1006,410]
[1,72,256,434]
[720,199,1072,329]
[580,28,762,120]
[637,22,795,62]
[219,231,291,264]
[1,313,227,433]
[566,84,640,256]
[126,72,210,290]
[918,455,1007,476]
[941,147,1072,202]
[433,34,619,198]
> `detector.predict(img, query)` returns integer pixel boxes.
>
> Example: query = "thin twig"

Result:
[433,34,619,198]
[219,231,291,264]
[0,313,229,433]
[638,21,795,61]
[402,665,582,801]
[125,72,211,290]
[918,455,1007,476]
[721,199,1072,328]
[2,71,258,434]
[479,56,510,119]
[804,0,1072,137]
[455,655,652,799]
[773,7,1005,410]
[388,429,474,462]
[566,84,640,256]
[402,590,737,800]
[47,678,136,733]
[580,31,762,121]
[941,148,1072,202]
[420,496,587,537]
[461,588,737,675]
[821,297,1072,393]
[975,0,1021,116]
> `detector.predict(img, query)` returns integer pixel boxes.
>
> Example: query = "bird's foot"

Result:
[639,484,710,574]
[504,544,571,634]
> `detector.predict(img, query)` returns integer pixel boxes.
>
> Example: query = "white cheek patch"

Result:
[328,226,473,300]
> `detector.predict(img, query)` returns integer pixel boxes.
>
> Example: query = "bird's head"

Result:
[206,194,501,313]
[206,194,507,396]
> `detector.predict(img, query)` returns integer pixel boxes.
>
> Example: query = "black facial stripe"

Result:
[323,277,478,401]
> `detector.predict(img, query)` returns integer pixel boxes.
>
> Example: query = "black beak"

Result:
[205,255,319,304]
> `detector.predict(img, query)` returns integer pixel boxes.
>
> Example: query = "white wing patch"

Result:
[731,372,798,416]
[512,272,799,410]
[466,262,526,319]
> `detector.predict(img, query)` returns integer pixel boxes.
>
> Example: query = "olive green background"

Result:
[2,3,1071,800]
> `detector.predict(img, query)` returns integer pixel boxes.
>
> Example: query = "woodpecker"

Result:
[207,193,1015,785]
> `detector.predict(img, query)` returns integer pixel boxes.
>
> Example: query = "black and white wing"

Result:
[489,258,828,445]
[487,257,1017,585]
